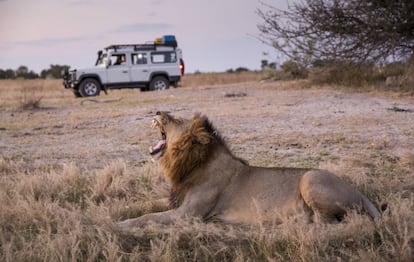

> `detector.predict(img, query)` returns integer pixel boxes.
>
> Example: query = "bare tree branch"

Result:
[257,0,414,66]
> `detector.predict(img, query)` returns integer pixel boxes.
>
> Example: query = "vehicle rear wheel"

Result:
[149,76,169,91]
[79,78,101,97]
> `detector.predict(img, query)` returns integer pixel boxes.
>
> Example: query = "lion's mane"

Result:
[159,114,229,207]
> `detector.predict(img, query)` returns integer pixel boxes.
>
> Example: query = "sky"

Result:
[0,0,290,74]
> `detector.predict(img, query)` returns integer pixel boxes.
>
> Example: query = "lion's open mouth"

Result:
[149,118,166,159]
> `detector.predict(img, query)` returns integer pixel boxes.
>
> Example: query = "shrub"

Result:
[18,84,43,110]
[261,68,277,80]
[309,62,384,87]
[261,60,308,81]
[308,60,414,91]
[281,60,308,79]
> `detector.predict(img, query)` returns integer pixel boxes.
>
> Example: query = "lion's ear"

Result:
[193,129,211,145]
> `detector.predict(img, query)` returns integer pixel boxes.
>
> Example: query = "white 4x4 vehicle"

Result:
[62,36,184,97]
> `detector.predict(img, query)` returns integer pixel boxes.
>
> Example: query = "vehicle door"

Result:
[107,53,130,83]
[130,52,150,82]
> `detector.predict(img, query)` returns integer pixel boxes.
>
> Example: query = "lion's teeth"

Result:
[151,120,159,128]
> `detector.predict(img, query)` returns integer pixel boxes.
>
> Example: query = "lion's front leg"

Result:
[115,186,220,234]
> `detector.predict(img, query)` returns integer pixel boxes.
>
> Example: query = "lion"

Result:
[116,111,380,232]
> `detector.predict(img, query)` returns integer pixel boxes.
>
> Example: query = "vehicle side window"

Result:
[132,53,148,65]
[110,54,127,66]
[151,52,177,64]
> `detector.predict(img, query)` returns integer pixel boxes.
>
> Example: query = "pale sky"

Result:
[0,0,289,73]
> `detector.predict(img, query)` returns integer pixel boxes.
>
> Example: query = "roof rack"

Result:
[105,42,177,52]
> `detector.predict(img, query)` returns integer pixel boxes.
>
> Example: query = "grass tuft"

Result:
[18,84,43,110]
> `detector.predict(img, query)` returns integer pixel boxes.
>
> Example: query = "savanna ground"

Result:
[0,72,413,261]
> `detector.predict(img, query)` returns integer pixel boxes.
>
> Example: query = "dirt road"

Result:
[1,81,413,171]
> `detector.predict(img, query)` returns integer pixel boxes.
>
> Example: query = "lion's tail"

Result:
[361,194,381,223]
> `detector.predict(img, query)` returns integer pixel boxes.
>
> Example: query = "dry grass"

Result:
[307,62,414,94]
[1,156,413,261]
[0,76,413,261]
[181,71,260,87]
[18,84,44,110]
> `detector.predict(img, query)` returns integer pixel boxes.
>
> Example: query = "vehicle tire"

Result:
[149,76,169,91]
[79,78,101,97]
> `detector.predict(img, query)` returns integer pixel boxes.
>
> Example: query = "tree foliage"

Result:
[0,66,38,79]
[41,64,70,79]
[0,69,16,79]
[0,64,69,79]
[257,0,414,66]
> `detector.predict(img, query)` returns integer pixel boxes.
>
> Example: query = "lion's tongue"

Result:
[149,140,166,156]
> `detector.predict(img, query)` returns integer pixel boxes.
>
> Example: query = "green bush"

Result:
[281,60,308,79]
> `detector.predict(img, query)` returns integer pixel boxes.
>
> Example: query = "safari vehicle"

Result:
[62,35,184,97]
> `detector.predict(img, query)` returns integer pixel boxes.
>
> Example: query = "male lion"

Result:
[116,111,380,232]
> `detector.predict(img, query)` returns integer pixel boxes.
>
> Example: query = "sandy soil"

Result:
[1,81,413,172]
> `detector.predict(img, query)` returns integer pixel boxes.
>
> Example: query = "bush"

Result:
[260,68,277,80]
[308,62,402,87]
[260,60,308,81]
[281,60,308,79]
[18,84,43,110]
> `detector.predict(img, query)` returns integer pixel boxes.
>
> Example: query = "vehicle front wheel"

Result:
[79,78,101,97]
[149,76,169,91]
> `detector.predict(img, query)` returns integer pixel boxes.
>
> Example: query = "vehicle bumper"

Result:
[63,81,79,89]
[169,75,181,83]
[62,69,78,89]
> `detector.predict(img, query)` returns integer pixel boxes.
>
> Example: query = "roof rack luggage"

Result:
[105,35,178,52]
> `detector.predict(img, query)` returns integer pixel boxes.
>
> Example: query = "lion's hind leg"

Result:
[299,170,364,223]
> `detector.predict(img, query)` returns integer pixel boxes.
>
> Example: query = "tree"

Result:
[25,70,40,79]
[5,69,15,79]
[41,64,70,79]
[234,67,250,73]
[14,65,39,79]
[15,65,29,78]
[0,69,14,79]
[257,0,414,66]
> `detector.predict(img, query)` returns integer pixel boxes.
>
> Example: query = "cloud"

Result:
[1,35,103,49]
[150,0,165,5]
[111,23,174,33]
[1,21,174,50]
[1,22,174,49]
[16,37,83,46]
[66,0,96,6]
